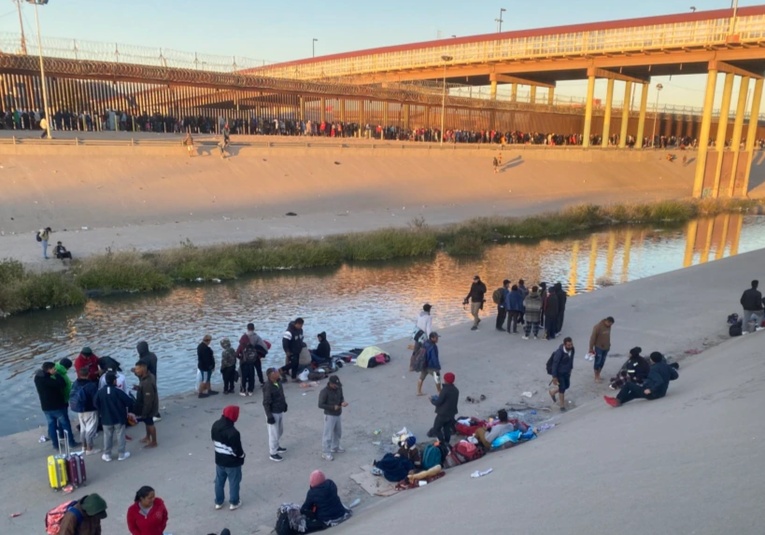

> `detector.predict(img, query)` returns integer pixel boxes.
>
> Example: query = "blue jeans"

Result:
[44,408,76,449]
[593,347,609,371]
[215,465,242,506]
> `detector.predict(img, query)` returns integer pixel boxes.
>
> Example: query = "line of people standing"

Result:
[487,277,568,340]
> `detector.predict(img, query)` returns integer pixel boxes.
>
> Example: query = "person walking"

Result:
[70,367,100,455]
[505,284,525,334]
[416,332,442,396]
[35,361,79,451]
[57,493,108,535]
[38,226,52,259]
[522,285,543,339]
[280,318,305,382]
[550,337,575,412]
[427,372,459,445]
[604,352,679,407]
[127,486,169,535]
[212,406,245,511]
[219,338,238,395]
[463,275,487,331]
[494,280,510,331]
[237,323,267,394]
[197,335,218,398]
[94,371,134,462]
[740,280,764,333]
[318,376,348,461]
[263,368,288,462]
[133,361,159,449]
[589,316,615,383]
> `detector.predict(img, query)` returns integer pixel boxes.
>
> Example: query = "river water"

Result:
[2,213,762,437]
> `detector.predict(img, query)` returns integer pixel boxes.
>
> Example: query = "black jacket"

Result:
[300,480,349,523]
[318,385,344,416]
[551,345,575,376]
[643,361,679,399]
[465,281,487,303]
[314,339,331,361]
[282,322,304,356]
[621,356,651,383]
[432,383,459,419]
[136,341,158,377]
[740,288,763,311]
[211,416,245,468]
[34,370,67,411]
[93,384,134,426]
[544,292,559,317]
[263,380,287,419]
[197,342,215,372]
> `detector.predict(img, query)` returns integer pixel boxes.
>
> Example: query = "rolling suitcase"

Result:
[47,433,68,491]
[63,431,87,488]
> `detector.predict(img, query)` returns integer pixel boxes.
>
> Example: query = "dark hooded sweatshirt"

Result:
[136,341,158,378]
[300,480,348,523]
[211,407,245,468]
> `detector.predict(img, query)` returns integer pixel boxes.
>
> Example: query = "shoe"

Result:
[549,389,557,403]
[322,453,334,461]
[332,447,345,454]
[277,446,287,453]
[209,390,219,395]
[215,504,223,510]
[101,454,112,462]
[239,392,247,397]
[522,336,529,340]
[229,502,241,511]
[223,390,229,395]
[533,336,538,339]
[560,406,567,412]
[85,449,99,456]
[118,452,131,461]
[270,454,284,462]
[198,393,209,398]
[154,414,162,422]
[247,392,253,397]
[69,442,81,449]
[604,396,621,408]
[470,326,478,331]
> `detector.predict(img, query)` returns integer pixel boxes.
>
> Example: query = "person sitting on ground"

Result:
[127,485,168,535]
[300,470,352,531]
[474,409,516,449]
[57,493,108,535]
[609,346,650,390]
[310,332,331,365]
[55,241,72,260]
[604,351,679,407]
[395,435,421,468]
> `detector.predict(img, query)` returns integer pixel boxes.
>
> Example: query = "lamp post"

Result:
[495,8,506,33]
[440,55,453,145]
[28,0,51,139]
[651,83,663,148]
[729,0,739,34]
[312,38,318,58]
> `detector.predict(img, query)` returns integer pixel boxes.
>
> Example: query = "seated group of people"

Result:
[605,347,679,407]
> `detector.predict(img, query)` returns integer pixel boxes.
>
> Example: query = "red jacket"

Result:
[74,353,100,382]
[126,497,168,535]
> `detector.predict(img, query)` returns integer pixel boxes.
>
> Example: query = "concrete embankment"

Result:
[0,241,761,534]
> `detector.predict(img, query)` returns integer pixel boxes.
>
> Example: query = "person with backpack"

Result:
[504,284,525,334]
[94,371,134,462]
[493,280,510,331]
[522,286,543,339]
[427,371,459,445]
[740,280,764,333]
[70,367,100,455]
[237,323,268,395]
[219,338,238,395]
[416,332,442,396]
[280,318,305,382]
[212,406,246,511]
[463,275,487,331]
[37,226,52,259]
[127,486,169,535]
[54,493,108,535]
[604,352,679,407]
[549,337,575,412]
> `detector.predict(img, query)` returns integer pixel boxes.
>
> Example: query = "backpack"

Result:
[274,510,295,535]
[545,351,556,375]
[492,287,504,305]
[729,321,742,337]
[69,382,88,413]
[242,344,259,364]
[422,444,443,470]
[45,501,82,535]
[454,440,484,462]
[36,231,42,242]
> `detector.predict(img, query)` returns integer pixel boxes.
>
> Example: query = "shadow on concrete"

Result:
[500,156,523,172]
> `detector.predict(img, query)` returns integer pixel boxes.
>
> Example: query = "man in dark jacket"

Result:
[134,361,159,449]
[428,372,459,445]
[543,288,559,340]
[554,282,568,335]
[237,323,268,393]
[263,368,288,462]
[464,275,488,330]
[495,279,510,331]
[70,367,100,455]
[504,284,525,334]
[197,334,217,398]
[318,376,348,461]
[605,352,679,407]
[136,341,161,420]
[94,371,134,461]
[550,337,575,412]
[35,361,78,451]
[301,470,351,528]
[280,318,305,381]
[740,280,763,333]
[212,405,245,510]
[417,332,442,396]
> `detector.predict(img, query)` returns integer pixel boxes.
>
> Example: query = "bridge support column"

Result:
[726,76,749,197]
[618,82,632,148]
[692,68,719,198]
[511,83,517,103]
[601,78,615,147]
[547,87,554,106]
[529,86,537,104]
[320,97,326,123]
[741,78,764,197]
[299,96,306,122]
[339,99,346,123]
[359,100,366,136]
[490,80,497,101]
[403,104,410,130]
[382,101,389,127]
[712,73,735,197]
[635,82,649,149]
[582,74,596,148]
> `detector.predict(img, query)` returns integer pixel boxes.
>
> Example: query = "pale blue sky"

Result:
[0,0,761,110]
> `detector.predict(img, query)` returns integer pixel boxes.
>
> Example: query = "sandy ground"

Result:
[0,131,698,268]
[0,240,761,534]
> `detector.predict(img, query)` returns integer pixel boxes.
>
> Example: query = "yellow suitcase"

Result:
[47,436,68,490]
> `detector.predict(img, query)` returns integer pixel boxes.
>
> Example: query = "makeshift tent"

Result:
[355,346,390,368]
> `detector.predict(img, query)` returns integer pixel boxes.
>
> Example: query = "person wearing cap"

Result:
[463,275,487,331]
[94,370,134,462]
[57,493,108,535]
[395,435,421,467]
[133,360,159,449]
[212,405,245,510]
[589,316,615,383]
[318,375,348,461]
[98,356,128,393]
[75,347,101,382]
[428,371,459,445]
[416,332,442,396]
[300,470,352,529]
[263,368,288,462]
[54,357,74,402]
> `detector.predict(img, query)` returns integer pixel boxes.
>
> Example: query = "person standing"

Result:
[318,376,348,461]
[740,280,764,333]
[280,318,305,382]
[522,286,543,340]
[504,284,525,334]
[554,283,568,335]
[543,287,559,340]
[212,406,245,511]
[127,486,169,535]
[416,332,442,396]
[550,337,575,412]
[237,323,268,395]
[428,372,459,445]
[463,275,487,331]
[263,368,288,462]
[94,371,134,462]
[57,493,108,535]
[136,341,161,420]
[35,361,79,451]
[494,280,510,331]
[197,335,218,398]
[75,346,101,382]
[589,316,615,383]
[219,338,238,395]
[604,352,679,407]
[54,357,74,404]
[133,361,159,449]
[38,226,52,259]
[70,367,100,455]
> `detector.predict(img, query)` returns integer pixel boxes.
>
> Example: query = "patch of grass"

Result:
[0,260,86,314]
[74,252,172,292]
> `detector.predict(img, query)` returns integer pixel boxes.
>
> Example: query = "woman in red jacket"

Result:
[127,486,168,535]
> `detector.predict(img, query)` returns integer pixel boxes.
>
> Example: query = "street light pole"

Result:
[440,55,453,145]
[495,8,506,33]
[651,83,663,148]
[14,0,27,54]
[312,38,318,58]
[29,0,51,139]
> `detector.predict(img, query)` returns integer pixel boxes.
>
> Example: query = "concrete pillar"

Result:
[601,78,615,147]
[692,69,719,198]
[320,97,326,123]
[727,76,750,197]
[529,86,537,104]
[511,83,518,102]
[582,74,596,148]
[490,80,498,101]
[635,82,649,149]
[547,87,555,106]
[403,104,410,130]
[339,99,346,122]
[741,78,764,196]
[618,82,632,148]
[712,72,735,197]
[299,96,305,122]
[382,101,389,126]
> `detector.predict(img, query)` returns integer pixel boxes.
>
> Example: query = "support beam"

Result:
[710,61,764,80]
[742,78,764,196]
[590,67,649,85]
[547,87,554,106]
[490,79,497,100]
[299,95,305,122]
[692,69,719,198]
[635,82,649,149]
[582,74,596,148]
[339,98,346,122]
[403,103,410,129]
[529,86,537,104]
[601,78,615,147]
[491,73,555,89]
[510,83,518,102]
[727,76,749,197]
[320,97,326,123]
[712,72,735,197]
[619,82,632,148]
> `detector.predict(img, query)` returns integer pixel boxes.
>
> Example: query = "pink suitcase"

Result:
[63,431,87,487]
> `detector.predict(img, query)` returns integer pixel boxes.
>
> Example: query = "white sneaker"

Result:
[229,502,241,511]
[322,453,334,461]
[239,392,247,397]
[331,447,345,454]
[522,336,529,340]
[101,453,112,462]
[215,503,223,510]
[118,452,131,461]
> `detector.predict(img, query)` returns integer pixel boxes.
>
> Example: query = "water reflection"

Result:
[1,215,763,436]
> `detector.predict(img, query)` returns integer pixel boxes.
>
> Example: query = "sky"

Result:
[0,0,761,110]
